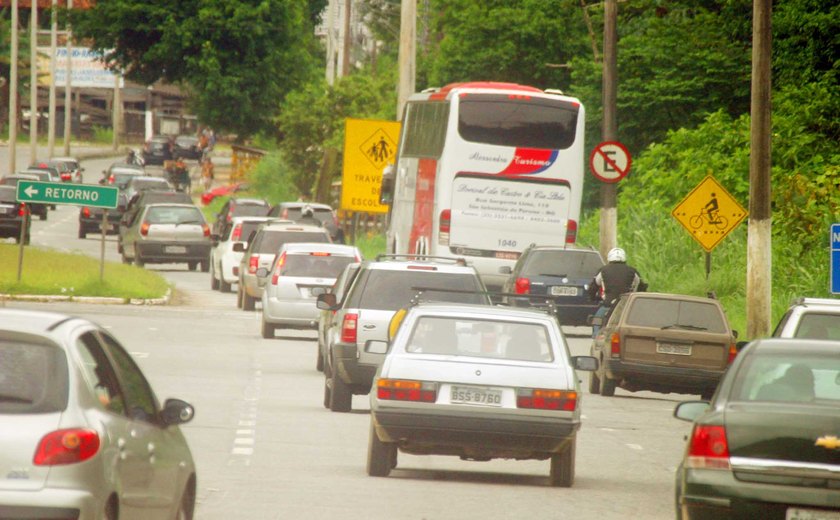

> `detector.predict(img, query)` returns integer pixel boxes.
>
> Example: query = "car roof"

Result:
[747,337,840,355]
[624,292,723,304]
[0,309,81,335]
[230,216,288,224]
[128,176,168,183]
[5,173,38,179]
[231,198,269,205]
[407,302,555,322]
[787,297,840,310]
[362,257,478,274]
[260,222,328,232]
[274,201,333,210]
[525,244,601,253]
[144,203,199,209]
[279,243,360,255]
[50,156,79,162]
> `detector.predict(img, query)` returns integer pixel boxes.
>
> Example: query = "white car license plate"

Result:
[550,286,578,296]
[165,245,187,254]
[656,343,692,356]
[450,386,502,407]
[786,508,840,520]
[0,203,13,214]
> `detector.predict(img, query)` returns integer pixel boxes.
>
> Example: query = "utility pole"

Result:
[112,73,121,151]
[599,0,618,260]
[48,0,57,158]
[325,0,337,85]
[29,0,38,162]
[397,0,416,119]
[62,0,72,156]
[341,0,351,76]
[9,0,19,174]
[746,0,772,338]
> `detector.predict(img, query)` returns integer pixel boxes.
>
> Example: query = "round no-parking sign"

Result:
[589,141,632,183]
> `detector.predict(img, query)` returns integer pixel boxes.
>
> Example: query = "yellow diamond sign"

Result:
[671,176,748,252]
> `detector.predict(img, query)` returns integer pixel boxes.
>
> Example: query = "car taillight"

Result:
[727,343,737,364]
[108,175,115,184]
[610,333,621,357]
[514,277,530,294]
[281,208,289,219]
[33,429,100,466]
[438,209,451,245]
[686,425,730,470]
[377,379,436,402]
[82,207,91,218]
[271,252,287,285]
[202,224,210,237]
[18,203,27,217]
[226,210,233,222]
[565,219,578,244]
[140,221,150,236]
[340,313,358,343]
[517,389,578,411]
[248,255,259,274]
[231,224,242,241]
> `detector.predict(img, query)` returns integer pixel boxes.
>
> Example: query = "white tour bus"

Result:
[382,82,586,290]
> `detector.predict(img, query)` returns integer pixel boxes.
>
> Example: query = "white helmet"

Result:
[301,204,314,217]
[607,247,626,263]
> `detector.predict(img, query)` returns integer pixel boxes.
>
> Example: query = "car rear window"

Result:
[256,231,330,253]
[280,207,333,224]
[405,316,553,362]
[232,204,270,218]
[732,353,840,403]
[0,186,16,203]
[793,313,840,340]
[625,298,727,333]
[0,340,68,413]
[140,192,193,205]
[355,270,485,311]
[145,206,204,224]
[281,254,356,278]
[113,173,139,188]
[522,250,603,278]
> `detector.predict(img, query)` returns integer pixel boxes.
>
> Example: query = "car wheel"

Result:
[188,261,198,271]
[367,420,396,477]
[219,278,231,293]
[261,318,274,339]
[176,479,196,520]
[323,374,332,409]
[549,438,576,487]
[78,227,86,239]
[588,371,601,395]
[104,496,118,520]
[599,369,616,397]
[329,371,352,413]
[210,265,220,290]
[200,259,210,273]
[236,286,244,309]
[134,251,145,267]
[243,293,256,311]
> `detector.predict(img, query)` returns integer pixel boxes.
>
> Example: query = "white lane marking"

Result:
[234,437,255,446]
[238,420,256,427]
[626,443,643,451]
[231,447,253,456]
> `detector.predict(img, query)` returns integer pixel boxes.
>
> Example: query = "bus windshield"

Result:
[458,94,579,150]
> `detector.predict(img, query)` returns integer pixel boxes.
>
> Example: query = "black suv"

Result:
[500,245,604,326]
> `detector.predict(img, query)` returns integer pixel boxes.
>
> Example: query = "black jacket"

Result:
[589,262,646,305]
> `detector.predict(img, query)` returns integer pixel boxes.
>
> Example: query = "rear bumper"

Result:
[79,213,121,234]
[136,241,211,263]
[0,487,97,519]
[605,359,724,391]
[263,296,319,328]
[0,219,25,237]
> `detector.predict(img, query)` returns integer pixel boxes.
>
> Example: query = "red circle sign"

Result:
[589,141,632,183]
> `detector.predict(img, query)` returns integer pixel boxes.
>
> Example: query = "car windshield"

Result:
[731,352,840,404]
[404,316,554,362]
[0,340,69,413]
[280,254,356,278]
[255,231,330,254]
[356,271,485,311]
[145,206,204,224]
[793,313,840,340]
[523,250,603,278]
[625,298,727,333]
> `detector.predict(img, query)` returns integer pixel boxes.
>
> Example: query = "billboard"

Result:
[37,46,123,89]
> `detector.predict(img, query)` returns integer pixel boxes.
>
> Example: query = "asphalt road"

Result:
[4,155,694,519]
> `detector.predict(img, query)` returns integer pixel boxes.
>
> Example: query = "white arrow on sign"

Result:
[24,185,39,198]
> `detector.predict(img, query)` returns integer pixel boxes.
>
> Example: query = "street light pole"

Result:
[8,0,19,174]
[48,0,57,158]
[63,0,72,156]
[29,0,39,162]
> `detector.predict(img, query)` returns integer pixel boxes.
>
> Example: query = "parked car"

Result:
[173,134,203,160]
[142,135,175,165]
[367,302,598,486]
[123,175,173,203]
[120,203,212,271]
[0,174,49,220]
[673,338,840,518]
[500,244,605,326]
[0,308,196,519]
[201,182,250,206]
[0,185,31,244]
[209,216,290,293]
[100,162,146,191]
[49,156,84,182]
[259,242,363,338]
[772,297,840,340]
[211,197,271,236]
[316,262,362,372]
[317,254,491,413]
[118,189,194,253]
[268,201,344,243]
[235,222,332,311]
[78,192,128,239]
[589,292,738,400]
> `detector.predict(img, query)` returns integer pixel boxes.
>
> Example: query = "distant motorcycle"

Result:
[126,149,145,167]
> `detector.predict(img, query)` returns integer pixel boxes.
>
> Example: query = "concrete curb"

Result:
[0,288,172,306]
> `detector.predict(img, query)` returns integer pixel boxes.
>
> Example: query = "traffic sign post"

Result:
[672,176,748,253]
[589,141,631,183]
[831,223,840,294]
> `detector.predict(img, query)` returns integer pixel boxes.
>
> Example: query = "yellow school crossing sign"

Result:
[671,175,748,252]
[342,118,401,213]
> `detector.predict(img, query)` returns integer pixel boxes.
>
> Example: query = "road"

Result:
[4,156,693,519]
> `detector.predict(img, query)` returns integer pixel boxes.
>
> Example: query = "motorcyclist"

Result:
[126,149,143,166]
[588,247,647,337]
[296,205,322,227]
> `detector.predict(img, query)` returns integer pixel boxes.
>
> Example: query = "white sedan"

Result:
[367,302,597,487]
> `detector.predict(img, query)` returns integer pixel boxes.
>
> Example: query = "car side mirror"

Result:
[160,398,195,426]
[498,266,512,275]
[366,340,389,355]
[571,356,598,372]
[232,242,246,253]
[673,401,710,422]
[316,293,337,310]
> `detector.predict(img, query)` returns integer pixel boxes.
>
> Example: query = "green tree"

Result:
[69,0,321,138]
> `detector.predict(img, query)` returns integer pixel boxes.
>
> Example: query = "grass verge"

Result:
[0,244,170,299]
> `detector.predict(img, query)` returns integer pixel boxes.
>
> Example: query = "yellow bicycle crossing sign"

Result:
[671,175,748,252]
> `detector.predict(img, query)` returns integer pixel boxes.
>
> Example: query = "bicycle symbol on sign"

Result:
[689,192,728,230]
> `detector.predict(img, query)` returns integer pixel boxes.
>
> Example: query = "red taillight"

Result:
[727,343,737,364]
[377,379,436,402]
[281,208,288,218]
[82,207,91,218]
[687,425,730,469]
[108,175,115,184]
[438,209,451,245]
[517,389,577,411]
[18,203,27,217]
[231,224,243,241]
[226,210,233,222]
[202,224,210,237]
[340,313,358,343]
[514,277,530,294]
[565,219,578,244]
[271,252,287,285]
[33,429,100,466]
[248,255,259,274]
[140,221,150,236]
[610,333,621,357]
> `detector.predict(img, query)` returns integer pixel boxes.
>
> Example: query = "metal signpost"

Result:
[16,181,119,282]
[831,223,840,295]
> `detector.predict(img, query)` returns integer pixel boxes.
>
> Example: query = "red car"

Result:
[201,182,250,206]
